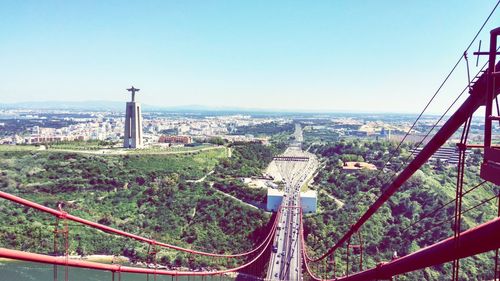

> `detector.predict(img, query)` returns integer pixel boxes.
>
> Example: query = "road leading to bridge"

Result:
[266,124,318,281]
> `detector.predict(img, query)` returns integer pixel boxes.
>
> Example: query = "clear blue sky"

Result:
[1,1,499,113]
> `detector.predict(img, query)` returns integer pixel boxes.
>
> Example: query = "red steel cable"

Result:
[0,223,276,277]
[301,213,500,281]
[300,210,324,281]
[306,60,500,263]
[0,190,279,258]
[333,215,500,281]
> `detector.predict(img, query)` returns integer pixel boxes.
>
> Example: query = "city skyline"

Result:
[1,1,499,114]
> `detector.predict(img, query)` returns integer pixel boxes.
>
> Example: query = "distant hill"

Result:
[0,101,437,117]
[0,101,125,111]
[0,101,326,118]
[0,100,271,113]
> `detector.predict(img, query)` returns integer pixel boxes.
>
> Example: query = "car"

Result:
[272,245,278,253]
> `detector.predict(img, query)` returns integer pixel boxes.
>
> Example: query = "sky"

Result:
[1,1,499,113]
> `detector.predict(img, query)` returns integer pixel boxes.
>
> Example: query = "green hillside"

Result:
[0,144,271,270]
[303,139,499,280]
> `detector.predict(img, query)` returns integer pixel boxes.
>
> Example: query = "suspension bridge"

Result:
[1,7,500,281]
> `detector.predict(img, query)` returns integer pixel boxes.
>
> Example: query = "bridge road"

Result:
[266,124,318,281]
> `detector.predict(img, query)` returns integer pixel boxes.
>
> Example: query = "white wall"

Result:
[267,194,283,212]
[300,192,317,213]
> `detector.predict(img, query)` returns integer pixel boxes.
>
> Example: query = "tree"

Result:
[435,158,446,172]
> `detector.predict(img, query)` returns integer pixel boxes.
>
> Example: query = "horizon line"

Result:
[0,99,448,116]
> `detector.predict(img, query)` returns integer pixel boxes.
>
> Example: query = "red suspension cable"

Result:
[0,190,278,258]
[0,208,280,277]
[306,60,500,263]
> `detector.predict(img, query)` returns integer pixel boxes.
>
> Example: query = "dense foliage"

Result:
[3,129,496,280]
[229,122,294,136]
[215,143,274,177]
[210,143,277,205]
[0,146,271,270]
[303,139,499,280]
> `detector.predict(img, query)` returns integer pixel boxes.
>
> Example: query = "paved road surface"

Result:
[266,124,317,281]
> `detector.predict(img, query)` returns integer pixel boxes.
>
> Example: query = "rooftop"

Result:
[300,190,317,198]
[267,189,284,196]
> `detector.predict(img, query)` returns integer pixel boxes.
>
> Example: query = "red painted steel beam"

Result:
[0,190,279,258]
[334,216,500,281]
[309,60,500,262]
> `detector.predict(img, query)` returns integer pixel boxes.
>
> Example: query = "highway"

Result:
[266,124,318,281]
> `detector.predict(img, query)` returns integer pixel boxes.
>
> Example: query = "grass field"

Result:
[0,144,39,151]
[125,147,227,177]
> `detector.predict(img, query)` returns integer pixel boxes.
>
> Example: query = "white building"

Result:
[266,189,284,212]
[300,190,317,213]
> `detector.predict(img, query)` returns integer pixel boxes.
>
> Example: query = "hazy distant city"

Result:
[1,100,495,171]
[0,101,491,147]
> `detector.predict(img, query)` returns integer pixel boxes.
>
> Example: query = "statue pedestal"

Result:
[124,102,143,148]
